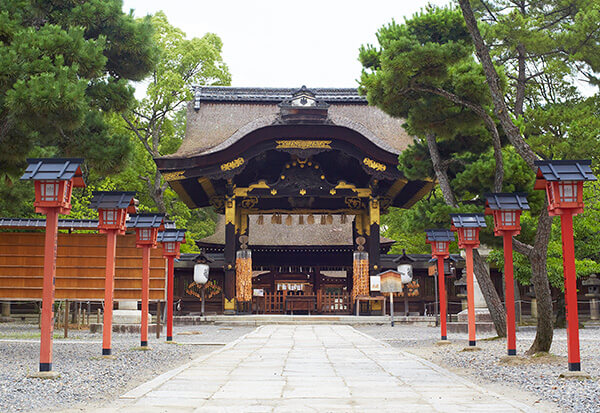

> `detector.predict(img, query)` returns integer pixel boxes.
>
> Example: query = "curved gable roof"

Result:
[168,86,413,159]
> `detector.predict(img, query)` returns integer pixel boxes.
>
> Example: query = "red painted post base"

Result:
[166,256,174,342]
[561,213,581,372]
[437,256,448,341]
[102,229,118,357]
[503,232,517,356]
[140,246,151,348]
[465,246,476,347]
[39,209,59,372]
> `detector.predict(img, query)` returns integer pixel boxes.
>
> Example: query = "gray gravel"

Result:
[0,323,254,412]
[358,324,600,413]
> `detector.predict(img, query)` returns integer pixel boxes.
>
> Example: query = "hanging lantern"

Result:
[298,215,304,225]
[307,214,315,225]
[194,263,210,284]
[271,214,277,224]
[320,215,327,225]
[285,214,292,226]
[327,213,333,225]
[257,214,264,225]
[340,214,347,224]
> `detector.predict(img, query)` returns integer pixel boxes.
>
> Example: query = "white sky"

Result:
[122,0,451,89]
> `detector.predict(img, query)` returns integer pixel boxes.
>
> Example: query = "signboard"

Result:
[253,289,264,297]
[380,270,403,293]
[370,276,381,291]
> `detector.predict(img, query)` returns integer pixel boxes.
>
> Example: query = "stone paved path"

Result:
[99,325,537,412]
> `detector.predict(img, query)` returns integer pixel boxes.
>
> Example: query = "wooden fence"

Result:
[0,232,165,300]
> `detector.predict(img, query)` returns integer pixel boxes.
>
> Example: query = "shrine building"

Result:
[155,86,436,314]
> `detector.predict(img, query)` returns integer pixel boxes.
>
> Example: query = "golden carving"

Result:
[270,189,277,195]
[299,189,307,196]
[162,170,186,181]
[345,197,362,209]
[240,197,258,209]
[220,157,245,171]
[369,197,380,225]
[233,180,270,197]
[336,181,372,197]
[363,158,387,172]
[225,197,236,225]
[276,140,332,150]
[330,189,337,195]
[209,196,225,212]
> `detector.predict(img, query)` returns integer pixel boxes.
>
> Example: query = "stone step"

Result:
[446,322,496,334]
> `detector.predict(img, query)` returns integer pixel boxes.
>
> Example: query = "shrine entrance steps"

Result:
[173,314,437,326]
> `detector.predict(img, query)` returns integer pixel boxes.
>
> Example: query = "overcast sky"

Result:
[122,0,451,89]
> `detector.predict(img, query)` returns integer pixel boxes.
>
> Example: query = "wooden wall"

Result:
[0,232,165,300]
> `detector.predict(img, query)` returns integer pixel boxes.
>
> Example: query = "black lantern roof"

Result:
[534,160,596,182]
[485,193,530,211]
[21,158,85,186]
[425,229,455,242]
[127,213,165,229]
[450,213,487,228]
[89,191,137,210]
[163,220,177,229]
[157,228,186,243]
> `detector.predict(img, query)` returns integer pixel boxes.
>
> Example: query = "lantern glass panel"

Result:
[41,181,59,202]
[436,241,446,252]
[165,242,176,253]
[102,210,117,225]
[463,228,476,241]
[559,181,578,203]
[501,211,516,226]
[139,228,151,241]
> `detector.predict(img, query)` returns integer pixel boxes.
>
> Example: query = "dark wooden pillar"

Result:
[368,197,380,277]
[314,267,321,293]
[224,196,236,301]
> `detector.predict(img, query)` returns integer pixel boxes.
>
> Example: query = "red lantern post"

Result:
[129,214,165,347]
[451,213,486,348]
[534,160,597,372]
[21,158,85,375]
[89,191,137,356]
[425,229,455,342]
[485,193,530,356]
[157,228,186,342]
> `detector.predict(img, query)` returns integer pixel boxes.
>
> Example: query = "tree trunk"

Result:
[459,0,554,354]
[525,208,554,354]
[426,132,507,337]
[473,250,506,336]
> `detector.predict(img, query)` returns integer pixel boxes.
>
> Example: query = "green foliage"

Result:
[0,0,155,178]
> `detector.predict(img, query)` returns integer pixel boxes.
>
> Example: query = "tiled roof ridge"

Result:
[193,86,366,105]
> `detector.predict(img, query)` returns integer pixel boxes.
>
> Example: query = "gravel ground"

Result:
[0,323,254,412]
[358,324,600,413]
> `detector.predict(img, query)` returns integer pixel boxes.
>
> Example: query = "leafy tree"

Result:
[0,0,155,178]
[359,6,511,336]
[456,0,600,353]
[361,1,600,353]
[121,11,231,213]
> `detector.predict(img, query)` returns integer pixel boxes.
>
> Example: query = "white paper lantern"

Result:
[397,264,413,284]
[194,263,210,284]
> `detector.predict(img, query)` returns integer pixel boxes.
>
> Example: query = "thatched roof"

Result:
[169,86,414,158]
[198,215,395,247]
